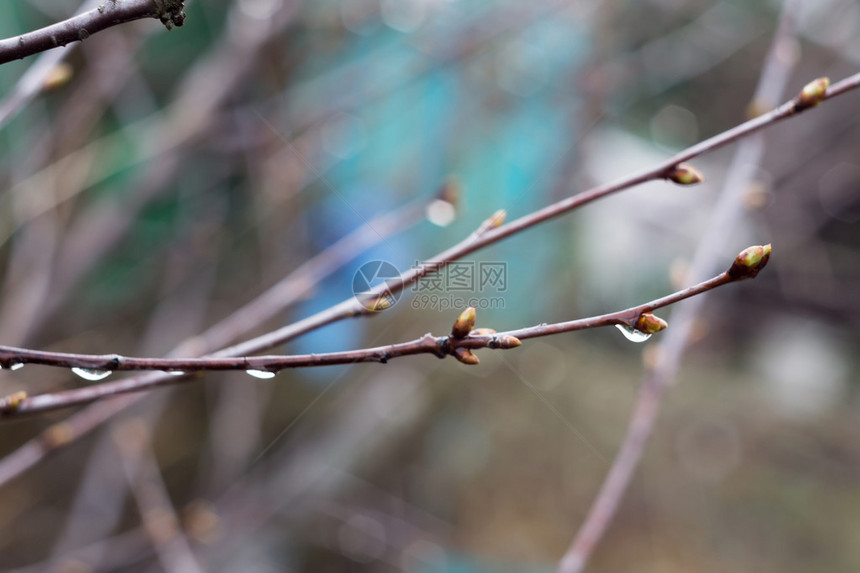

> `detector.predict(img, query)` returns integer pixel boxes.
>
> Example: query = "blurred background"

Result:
[0,0,859,571]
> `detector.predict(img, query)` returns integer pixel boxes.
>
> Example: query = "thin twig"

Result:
[0,249,767,414]
[199,68,860,366]
[0,67,855,486]
[114,419,204,573]
[0,0,185,65]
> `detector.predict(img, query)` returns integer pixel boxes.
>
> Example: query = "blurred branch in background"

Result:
[559,1,803,570]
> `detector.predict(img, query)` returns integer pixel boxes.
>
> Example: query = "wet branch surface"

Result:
[0,69,855,489]
[0,263,754,415]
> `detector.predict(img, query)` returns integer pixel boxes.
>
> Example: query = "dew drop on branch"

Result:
[615,325,652,343]
[8,362,24,371]
[246,369,276,380]
[71,367,112,381]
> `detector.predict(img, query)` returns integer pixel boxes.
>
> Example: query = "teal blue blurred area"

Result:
[285,3,592,358]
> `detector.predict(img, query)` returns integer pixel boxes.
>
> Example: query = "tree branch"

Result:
[0,0,185,66]
[0,68,856,485]
[0,245,770,415]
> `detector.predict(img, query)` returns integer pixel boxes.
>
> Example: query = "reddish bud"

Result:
[728,244,772,279]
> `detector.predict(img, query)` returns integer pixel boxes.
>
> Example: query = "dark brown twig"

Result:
[0,0,185,65]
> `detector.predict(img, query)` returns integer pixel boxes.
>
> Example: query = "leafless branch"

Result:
[0,0,185,66]
[0,67,856,489]
[0,248,768,415]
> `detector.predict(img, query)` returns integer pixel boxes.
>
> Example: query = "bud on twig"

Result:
[728,244,772,279]
[793,77,829,112]
[471,328,497,336]
[453,347,480,365]
[0,391,27,412]
[494,335,523,349]
[370,295,394,312]
[635,313,668,334]
[451,307,477,338]
[476,209,507,235]
[667,163,704,185]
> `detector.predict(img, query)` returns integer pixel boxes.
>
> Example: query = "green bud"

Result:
[667,163,704,185]
[794,77,829,111]
[0,390,27,411]
[451,307,477,339]
[728,244,772,279]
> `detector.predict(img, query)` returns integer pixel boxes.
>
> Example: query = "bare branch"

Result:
[0,0,185,66]
[0,246,770,415]
[0,66,857,486]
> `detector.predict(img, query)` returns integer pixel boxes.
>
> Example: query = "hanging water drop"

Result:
[246,369,276,380]
[615,324,652,343]
[71,367,112,381]
[8,362,24,371]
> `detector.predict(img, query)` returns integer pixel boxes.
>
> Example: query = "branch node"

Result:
[155,0,187,30]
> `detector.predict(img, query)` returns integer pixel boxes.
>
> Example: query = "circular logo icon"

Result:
[352,260,401,310]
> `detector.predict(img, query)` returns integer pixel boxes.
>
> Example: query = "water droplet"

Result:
[246,369,276,380]
[8,362,23,371]
[615,325,652,343]
[71,367,112,381]
[164,371,186,376]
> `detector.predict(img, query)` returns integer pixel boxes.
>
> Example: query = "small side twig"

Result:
[0,0,185,66]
